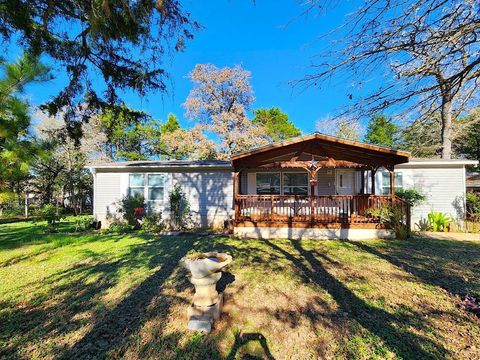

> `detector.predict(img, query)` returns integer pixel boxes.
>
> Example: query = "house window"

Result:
[129,174,145,198]
[381,171,403,195]
[147,174,165,201]
[129,173,166,201]
[283,173,308,195]
[256,173,281,195]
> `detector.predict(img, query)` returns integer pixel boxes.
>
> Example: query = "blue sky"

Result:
[24,0,361,134]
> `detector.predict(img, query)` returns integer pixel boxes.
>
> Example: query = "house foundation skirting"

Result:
[234,226,395,240]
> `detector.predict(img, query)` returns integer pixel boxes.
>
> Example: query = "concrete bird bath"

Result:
[179,252,232,333]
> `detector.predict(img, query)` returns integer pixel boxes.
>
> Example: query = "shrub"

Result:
[118,194,145,226]
[142,211,165,233]
[396,188,426,206]
[0,199,25,218]
[169,184,192,230]
[37,204,65,231]
[466,192,480,218]
[106,221,135,233]
[415,218,432,231]
[427,211,452,232]
[74,215,94,232]
[366,204,408,239]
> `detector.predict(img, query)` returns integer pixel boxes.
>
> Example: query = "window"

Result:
[147,174,165,201]
[283,173,308,195]
[128,173,166,201]
[129,174,145,197]
[381,171,403,195]
[256,173,281,195]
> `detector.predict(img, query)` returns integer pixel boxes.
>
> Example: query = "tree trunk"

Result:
[441,93,453,159]
[476,136,480,164]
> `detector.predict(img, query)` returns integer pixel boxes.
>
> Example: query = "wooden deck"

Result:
[234,194,411,229]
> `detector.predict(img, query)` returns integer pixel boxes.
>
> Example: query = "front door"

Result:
[336,170,355,195]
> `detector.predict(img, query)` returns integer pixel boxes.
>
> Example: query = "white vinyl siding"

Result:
[94,169,233,228]
[317,169,335,195]
[95,172,121,217]
[394,164,466,226]
[171,171,233,227]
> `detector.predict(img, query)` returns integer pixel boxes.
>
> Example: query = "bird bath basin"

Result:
[179,252,232,333]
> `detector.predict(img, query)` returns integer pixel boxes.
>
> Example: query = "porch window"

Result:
[283,173,308,195]
[256,173,281,195]
[129,174,145,198]
[381,171,403,195]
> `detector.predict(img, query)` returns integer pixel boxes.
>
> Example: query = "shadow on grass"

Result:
[0,232,197,359]
[57,235,197,359]
[3,229,471,359]
[226,332,275,360]
[348,237,480,296]
[0,222,47,250]
[262,239,449,359]
[0,220,112,258]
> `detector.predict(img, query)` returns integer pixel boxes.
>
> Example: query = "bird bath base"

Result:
[179,252,232,334]
[187,293,223,333]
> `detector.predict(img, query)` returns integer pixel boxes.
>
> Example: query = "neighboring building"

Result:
[88,133,477,239]
[466,173,480,192]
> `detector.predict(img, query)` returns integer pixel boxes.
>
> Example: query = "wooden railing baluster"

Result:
[235,194,402,227]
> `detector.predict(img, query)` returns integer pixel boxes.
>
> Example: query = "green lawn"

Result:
[1,221,479,359]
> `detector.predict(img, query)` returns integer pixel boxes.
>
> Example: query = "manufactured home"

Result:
[88,133,477,239]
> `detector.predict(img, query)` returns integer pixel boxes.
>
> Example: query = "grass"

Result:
[0,221,479,359]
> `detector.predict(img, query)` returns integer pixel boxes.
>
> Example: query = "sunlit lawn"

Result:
[1,221,479,359]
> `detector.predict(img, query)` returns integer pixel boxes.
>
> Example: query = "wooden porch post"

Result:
[360,170,365,195]
[371,168,376,195]
[233,171,240,223]
[309,171,315,225]
[389,168,395,198]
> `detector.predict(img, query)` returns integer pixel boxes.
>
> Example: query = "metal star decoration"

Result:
[308,158,318,170]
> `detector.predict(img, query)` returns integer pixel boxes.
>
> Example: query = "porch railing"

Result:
[235,194,411,228]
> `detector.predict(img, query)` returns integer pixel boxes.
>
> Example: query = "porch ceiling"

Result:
[230,133,410,170]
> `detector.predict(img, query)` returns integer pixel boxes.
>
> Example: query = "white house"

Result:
[88,133,477,239]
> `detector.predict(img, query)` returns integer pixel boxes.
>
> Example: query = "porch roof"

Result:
[230,132,410,170]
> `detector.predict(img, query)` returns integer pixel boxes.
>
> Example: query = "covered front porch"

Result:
[230,133,411,238]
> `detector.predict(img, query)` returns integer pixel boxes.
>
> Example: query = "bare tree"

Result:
[301,0,480,158]
[183,64,269,159]
[316,116,362,141]
[160,124,218,160]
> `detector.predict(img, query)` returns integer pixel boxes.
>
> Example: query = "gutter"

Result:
[85,163,233,171]
[396,159,479,167]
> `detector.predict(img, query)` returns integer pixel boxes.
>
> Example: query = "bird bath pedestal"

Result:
[179,252,232,333]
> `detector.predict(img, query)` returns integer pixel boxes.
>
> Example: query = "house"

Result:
[467,173,480,192]
[88,133,477,239]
